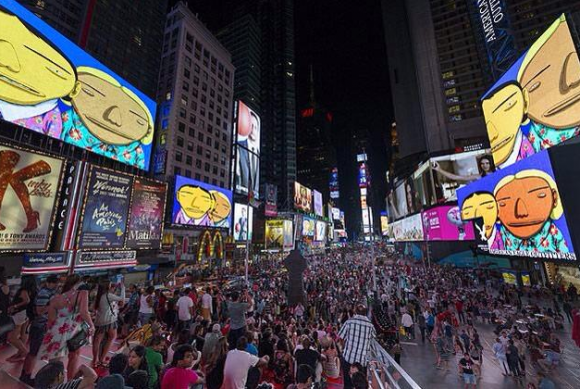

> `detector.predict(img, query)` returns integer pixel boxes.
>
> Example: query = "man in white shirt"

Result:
[401,312,414,340]
[201,287,213,321]
[177,288,195,330]
[221,336,269,389]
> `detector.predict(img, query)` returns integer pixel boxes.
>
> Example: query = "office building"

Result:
[382,0,580,160]
[19,0,166,98]
[154,1,235,188]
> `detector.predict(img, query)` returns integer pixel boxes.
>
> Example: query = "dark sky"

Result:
[179,0,394,236]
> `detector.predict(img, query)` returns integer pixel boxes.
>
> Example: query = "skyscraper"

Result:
[19,0,166,98]
[382,0,580,159]
[154,1,235,188]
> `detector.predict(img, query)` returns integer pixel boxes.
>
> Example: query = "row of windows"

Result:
[173,166,226,188]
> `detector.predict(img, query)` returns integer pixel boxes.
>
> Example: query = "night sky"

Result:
[179,0,394,236]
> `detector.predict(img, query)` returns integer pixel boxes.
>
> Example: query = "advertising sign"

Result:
[481,15,580,170]
[313,190,323,216]
[502,271,518,285]
[235,144,260,199]
[126,178,167,249]
[315,221,326,242]
[79,167,133,249]
[358,162,369,188]
[421,205,475,241]
[380,212,389,236]
[22,252,70,274]
[283,220,294,249]
[391,213,424,241]
[264,184,278,216]
[521,272,531,287]
[0,0,156,170]
[329,167,339,199]
[234,101,260,199]
[76,250,137,270]
[302,217,315,237]
[0,145,64,251]
[235,101,261,155]
[265,219,284,250]
[233,203,253,241]
[458,150,576,261]
[172,175,232,229]
[294,181,312,213]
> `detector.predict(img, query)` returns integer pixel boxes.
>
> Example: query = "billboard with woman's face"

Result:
[458,150,576,261]
[294,181,312,213]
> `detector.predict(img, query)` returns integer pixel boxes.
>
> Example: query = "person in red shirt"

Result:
[161,344,205,389]
[456,299,465,324]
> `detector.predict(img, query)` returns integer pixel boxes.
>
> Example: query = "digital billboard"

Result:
[264,184,278,216]
[0,0,156,170]
[391,213,424,241]
[302,217,315,237]
[315,221,327,242]
[0,145,64,251]
[234,101,260,199]
[235,101,260,155]
[294,181,312,213]
[329,167,339,199]
[421,205,475,241]
[283,220,294,250]
[313,190,323,216]
[481,15,580,170]
[235,144,260,199]
[380,212,389,236]
[79,167,133,249]
[265,219,283,250]
[358,162,369,188]
[172,175,232,229]
[233,203,253,241]
[458,150,576,261]
[126,178,167,249]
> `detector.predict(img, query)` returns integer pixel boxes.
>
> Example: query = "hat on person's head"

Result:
[212,323,221,332]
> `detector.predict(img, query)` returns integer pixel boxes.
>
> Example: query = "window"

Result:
[177,137,184,147]
[214,141,219,150]
[193,76,199,85]
[196,159,202,168]
[212,179,217,185]
[220,169,225,178]
[206,137,212,147]
[189,114,196,124]
[201,95,207,103]
[195,173,201,180]
[204,176,209,183]
[174,166,181,176]
[197,145,203,155]
[182,82,189,92]
[178,122,185,133]
[179,108,186,118]
[213,153,219,162]
[180,96,188,106]
[198,132,204,141]
[186,155,192,165]
[184,69,190,79]
[212,166,218,175]
[204,162,210,172]
[185,169,191,178]
[187,141,194,151]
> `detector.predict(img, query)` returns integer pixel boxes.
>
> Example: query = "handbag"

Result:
[66,292,90,352]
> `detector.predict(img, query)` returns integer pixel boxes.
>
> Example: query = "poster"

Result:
[313,190,323,216]
[265,219,284,250]
[264,184,278,216]
[0,145,63,251]
[481,15,580,170]
[294,181,312,213]
[172,175,232,229]
[315,221,327,242]
[302,217,315,237]
[233,203,253,241]
[0,0,156,170]
[79,167,133,249]
[391,213,424,241]
[421,205,475,241]
[126,178,167,249]
[458,150,576,261]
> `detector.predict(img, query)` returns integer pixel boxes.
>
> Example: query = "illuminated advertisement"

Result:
[358,162,369,188]
[329,167,339,199]
[172,175,232,229]
[380,212,389,236]
[265,219,284,250]
[502,271,518,285]
[458,150,576,261]
[294,181,312,213]
[521,272,531,287]
[235,144,260,199]
[126,178,167,249]
[283,220,294,249]
[313,190,323,216]
[79,167,133,249]
[302,217,315,237]
[315,221,326,242]
[264,184,278,216]
[0,145,64,251]
[234,101,260,199]
[481,15,580,170]
[421,205,475,241]
[0,0,156,170]
[233,203,253,241]
[362,209,370,233]
[332,207,340,220]
[391,213,424,241]
[235,101,261,155]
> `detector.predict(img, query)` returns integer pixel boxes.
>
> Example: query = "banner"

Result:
[422,205,475,241]
[313,190,323,216]
[294,182,312,213]
[283,220,294,249]
[79,167,133,249]
[265,219,284,250]
[76,250,137,270]
[126,178,167,249]
[22,252,70,274]
[0,145,64,251]
[264,184,278,216]
[233,203,253,241]
[391,213,424,241]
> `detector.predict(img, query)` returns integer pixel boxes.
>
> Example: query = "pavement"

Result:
[399,319,580,389]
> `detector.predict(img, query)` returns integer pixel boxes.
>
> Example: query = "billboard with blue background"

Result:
[458,150,576,262]
[0,0,156,170]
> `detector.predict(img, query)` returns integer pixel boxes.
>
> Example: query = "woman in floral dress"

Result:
[39,274,94,380]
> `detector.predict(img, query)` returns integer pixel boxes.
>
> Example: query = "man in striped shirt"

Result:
[338,304,376,389]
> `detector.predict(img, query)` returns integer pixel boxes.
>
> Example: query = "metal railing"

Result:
[368,340,422,389]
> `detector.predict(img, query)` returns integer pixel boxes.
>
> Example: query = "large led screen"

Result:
[421,205,475,241]
[265,219,283,250]
[458,150,576,261]
[172,176,232,229]
[313,190,323,216]
[294,181,312,213]
[302,217,315,237]
[481,15,580,170]
[233,203,253,241]
[236,101,260,155]
[79,167,133,249]
[391,213,424,241]
[380,212,389,236]
[283,220,294,250]
[315,221,327,242]
[329,168,339,199]
[126,178,167,249]
[264,184,277,216]
[0,0,156,170]
[235,144,260,199]
[0,145,64,251]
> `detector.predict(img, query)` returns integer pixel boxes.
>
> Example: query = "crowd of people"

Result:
[0,244,576,389]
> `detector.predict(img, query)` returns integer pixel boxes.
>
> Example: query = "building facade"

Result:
[154,2,235,188]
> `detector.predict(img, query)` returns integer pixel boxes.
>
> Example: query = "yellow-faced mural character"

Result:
[173,184,231,227]
[494,169,569,253]
[61,67,153,170]
[0,10,78,138]
[482,15,580,169]
[460,191,505,250]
